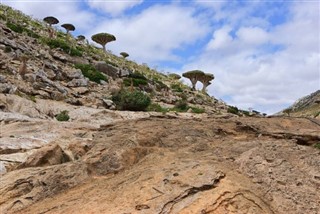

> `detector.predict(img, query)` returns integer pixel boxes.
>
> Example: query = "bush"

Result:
[227,106,239,115]
[74,64,107,84]
[314,143,320,150]
[123,78,148,87]
[171,83,183,92]
[147,103,168,113]
[174,99,188,111]
[112,89,151,111]
[128,72,147,80]
[191,107,205,114]
[6,22,40,38]
[45,38,83,57]
[55,110,70,121]
[6,22,24,33]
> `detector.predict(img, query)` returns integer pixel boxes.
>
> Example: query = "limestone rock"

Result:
[94,61,119,79]
[0,83,16,94]
[67,78,88,87]
[18,144,70,169]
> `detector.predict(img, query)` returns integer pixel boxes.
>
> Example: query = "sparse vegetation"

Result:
[112,89,151,111]
[55,110,70,121]
[314,143,320,149]
[174,99,188,112]
[45,38,82,56]
[147,103,168,113]
[170,83,183,92]
[6,22,23,33]
[74,64,107,84]
[228,106,239,115]
[190,106,205,114]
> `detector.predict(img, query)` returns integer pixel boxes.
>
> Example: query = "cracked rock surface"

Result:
[1,115,319,214]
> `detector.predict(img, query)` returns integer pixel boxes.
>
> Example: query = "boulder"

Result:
[0,83,16,94]
[18,144,70,169]
[102,99,114,107]
[118,67,132,77]
[94,61,119,79]
[51,51,68,63]
[67,78,88,87]
[63,68,84,80]
[0,75,6,83]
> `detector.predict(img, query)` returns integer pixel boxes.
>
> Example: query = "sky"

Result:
[1,0,319,114]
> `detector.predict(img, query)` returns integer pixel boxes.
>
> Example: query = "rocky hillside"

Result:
[1,4,320,214]
[0,4,230,116]
[278,90,320,118]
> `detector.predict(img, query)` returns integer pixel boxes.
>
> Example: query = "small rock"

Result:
[103,99,114,107]
[67,78,88,87]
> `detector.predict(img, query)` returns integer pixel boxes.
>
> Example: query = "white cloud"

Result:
[3,1,96,34]
[87,4,210,63]
[183,2,320,114]
[86,0,143,16]
[236,27,269,45]
[206,26,233,50]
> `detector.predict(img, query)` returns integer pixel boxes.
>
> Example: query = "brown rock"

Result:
[18,144,70,169]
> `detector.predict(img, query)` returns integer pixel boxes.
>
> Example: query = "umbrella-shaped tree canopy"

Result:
[77,35,85,41]
[120,52,129,58]
[61,23,75,34]
[43,16,59,26]
[168,73,181,80]
[182,70,205,90]
[91,33,116,52]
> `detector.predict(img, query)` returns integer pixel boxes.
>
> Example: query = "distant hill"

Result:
[279,90,320,118]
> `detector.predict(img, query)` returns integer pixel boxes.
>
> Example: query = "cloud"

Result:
[87,4,210,63]
[85,0,143,16]
[236,27,269,45]
[3,1,96,35]
[182,2,319,114]
[206,26,233,50]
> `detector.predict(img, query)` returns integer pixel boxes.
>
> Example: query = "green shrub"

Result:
[123,78,148,87]
[174,99,188,111]
[45,38,83,57]
[74,64,107,84]
[171,83,183,92]
[21,27,40,39]
[6,22,23,33]
[227,106,239,115]
[242,110,250,116]
[6,22,40,38]
[129,72,147,80]
[314,143,320,150]
[191,107,205,114]
[112,89,151,111]
[0,14,5,21]
[55,110,70,121]
[147,103,168,112]
[153,79,167,90]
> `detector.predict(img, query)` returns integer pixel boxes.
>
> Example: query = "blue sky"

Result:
[2,0,319,114]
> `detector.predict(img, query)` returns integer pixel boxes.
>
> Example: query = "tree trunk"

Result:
[191,78,197,90]
[102,44,106,53]
[202,81,210,93]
